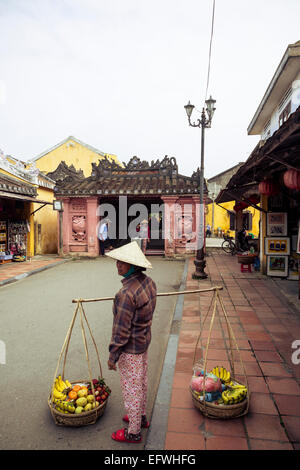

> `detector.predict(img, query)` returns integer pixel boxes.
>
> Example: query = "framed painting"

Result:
[266,212,287,236]
[265,237,290,255]
[288,253,299,281]
[267,255,288,277]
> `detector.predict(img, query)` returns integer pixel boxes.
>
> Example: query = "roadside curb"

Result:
[145,258,189,450]
[0,259,71,287]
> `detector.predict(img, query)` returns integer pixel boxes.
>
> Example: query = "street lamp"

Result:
[184,96,216,279]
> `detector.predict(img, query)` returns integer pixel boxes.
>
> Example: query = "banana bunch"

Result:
[222,385,247,405]
[52,375,72,400]
[210,366,232,384]
[53,398,76,414]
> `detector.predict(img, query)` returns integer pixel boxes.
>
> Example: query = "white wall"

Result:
[261,77,300,141]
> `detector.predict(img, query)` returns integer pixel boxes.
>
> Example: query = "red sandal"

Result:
[122,414,150,428]
[111,428,142,443]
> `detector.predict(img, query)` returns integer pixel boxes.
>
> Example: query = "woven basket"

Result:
[190,289,250,419]
[190,387,248,419]
[49,300,109,427]
[48,380,108,427]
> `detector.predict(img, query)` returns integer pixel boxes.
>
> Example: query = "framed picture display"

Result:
[288,253,300,281]
[265,237,290,255]
[267,255,288,277]
[267,212,287,236]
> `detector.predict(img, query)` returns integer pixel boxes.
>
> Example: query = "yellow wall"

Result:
[206,201,260,238]
[33,187,57,254]
[33,138,120,177]
[31,137,120,254]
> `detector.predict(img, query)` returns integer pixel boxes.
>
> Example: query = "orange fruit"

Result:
[68,390,78,400]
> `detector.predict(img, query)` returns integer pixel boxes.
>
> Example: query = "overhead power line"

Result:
[204,0,216,105]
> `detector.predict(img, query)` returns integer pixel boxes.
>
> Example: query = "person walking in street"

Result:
[98,218,113,256]
[106,241,157,443]
[206,223,212,238]
[140,219,150,254]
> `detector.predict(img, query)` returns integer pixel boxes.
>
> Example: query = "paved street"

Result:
[1,251,300,451]
[0,256,184,450]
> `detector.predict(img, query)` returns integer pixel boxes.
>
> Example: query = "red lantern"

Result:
[248,195,260,205]
[233,204,242,212]
[233,202,247,212]
[283,169,300,190]
[258,179,278,196]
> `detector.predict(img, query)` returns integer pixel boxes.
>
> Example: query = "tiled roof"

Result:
[50,156,206,197]
[0,172,37,197]
[215,105,300,204]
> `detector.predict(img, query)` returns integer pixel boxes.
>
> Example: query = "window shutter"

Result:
[229,211,235,231]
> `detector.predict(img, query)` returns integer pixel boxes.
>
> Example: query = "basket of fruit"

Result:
[189,289,250,419]
[48,376,111,427]
[190,364,249,419]
[48,300,111,427]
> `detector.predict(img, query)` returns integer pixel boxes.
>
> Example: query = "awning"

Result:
[0,190,52,205]
[215,185,266,213]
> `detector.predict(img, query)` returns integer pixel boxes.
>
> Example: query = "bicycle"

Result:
[221,234,237,255]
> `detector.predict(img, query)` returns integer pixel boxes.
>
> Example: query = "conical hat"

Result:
[106,241,152,269]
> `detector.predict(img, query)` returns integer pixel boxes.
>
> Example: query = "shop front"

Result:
[216,106,300,298]
[0,173,53,263]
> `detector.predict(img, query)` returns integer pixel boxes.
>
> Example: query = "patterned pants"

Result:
[118,351,148,435]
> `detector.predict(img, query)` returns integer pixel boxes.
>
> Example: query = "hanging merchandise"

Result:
[8,221,27,260]
[190,288,250,419]
[0,220,13,263]
[0,220,7,253]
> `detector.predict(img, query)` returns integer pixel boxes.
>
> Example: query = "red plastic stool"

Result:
[240,263,252,273]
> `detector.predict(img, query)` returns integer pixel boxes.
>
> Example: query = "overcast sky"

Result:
[0,0,300,178]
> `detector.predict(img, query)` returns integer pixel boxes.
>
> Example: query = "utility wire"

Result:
[204,0,216,105]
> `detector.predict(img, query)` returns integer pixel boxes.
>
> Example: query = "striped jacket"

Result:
[109,272,157,364]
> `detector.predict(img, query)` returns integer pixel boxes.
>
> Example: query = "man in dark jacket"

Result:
[106,241,157,443]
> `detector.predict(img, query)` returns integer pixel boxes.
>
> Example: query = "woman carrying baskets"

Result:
[106,241,157,444]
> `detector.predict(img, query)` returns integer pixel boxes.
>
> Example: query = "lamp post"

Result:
[184,96,216,279]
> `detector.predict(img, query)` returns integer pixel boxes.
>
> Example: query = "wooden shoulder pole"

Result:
[72,286,223,303]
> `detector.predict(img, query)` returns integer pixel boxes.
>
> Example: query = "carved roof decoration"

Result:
[91,156,123,178]
[46,161,85,184]
[51,155,207,197]
[89,154,179,179]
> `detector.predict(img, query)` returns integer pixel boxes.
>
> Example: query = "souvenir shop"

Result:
[0,197,31,263]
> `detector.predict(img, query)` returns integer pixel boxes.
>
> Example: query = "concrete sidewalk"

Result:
[205,236,224,248]
[157,252,300,450]
[0,255,69,287]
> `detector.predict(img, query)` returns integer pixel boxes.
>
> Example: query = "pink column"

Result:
[86,197,99,256]
[162,196,178,257]
[62,198,70,254]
